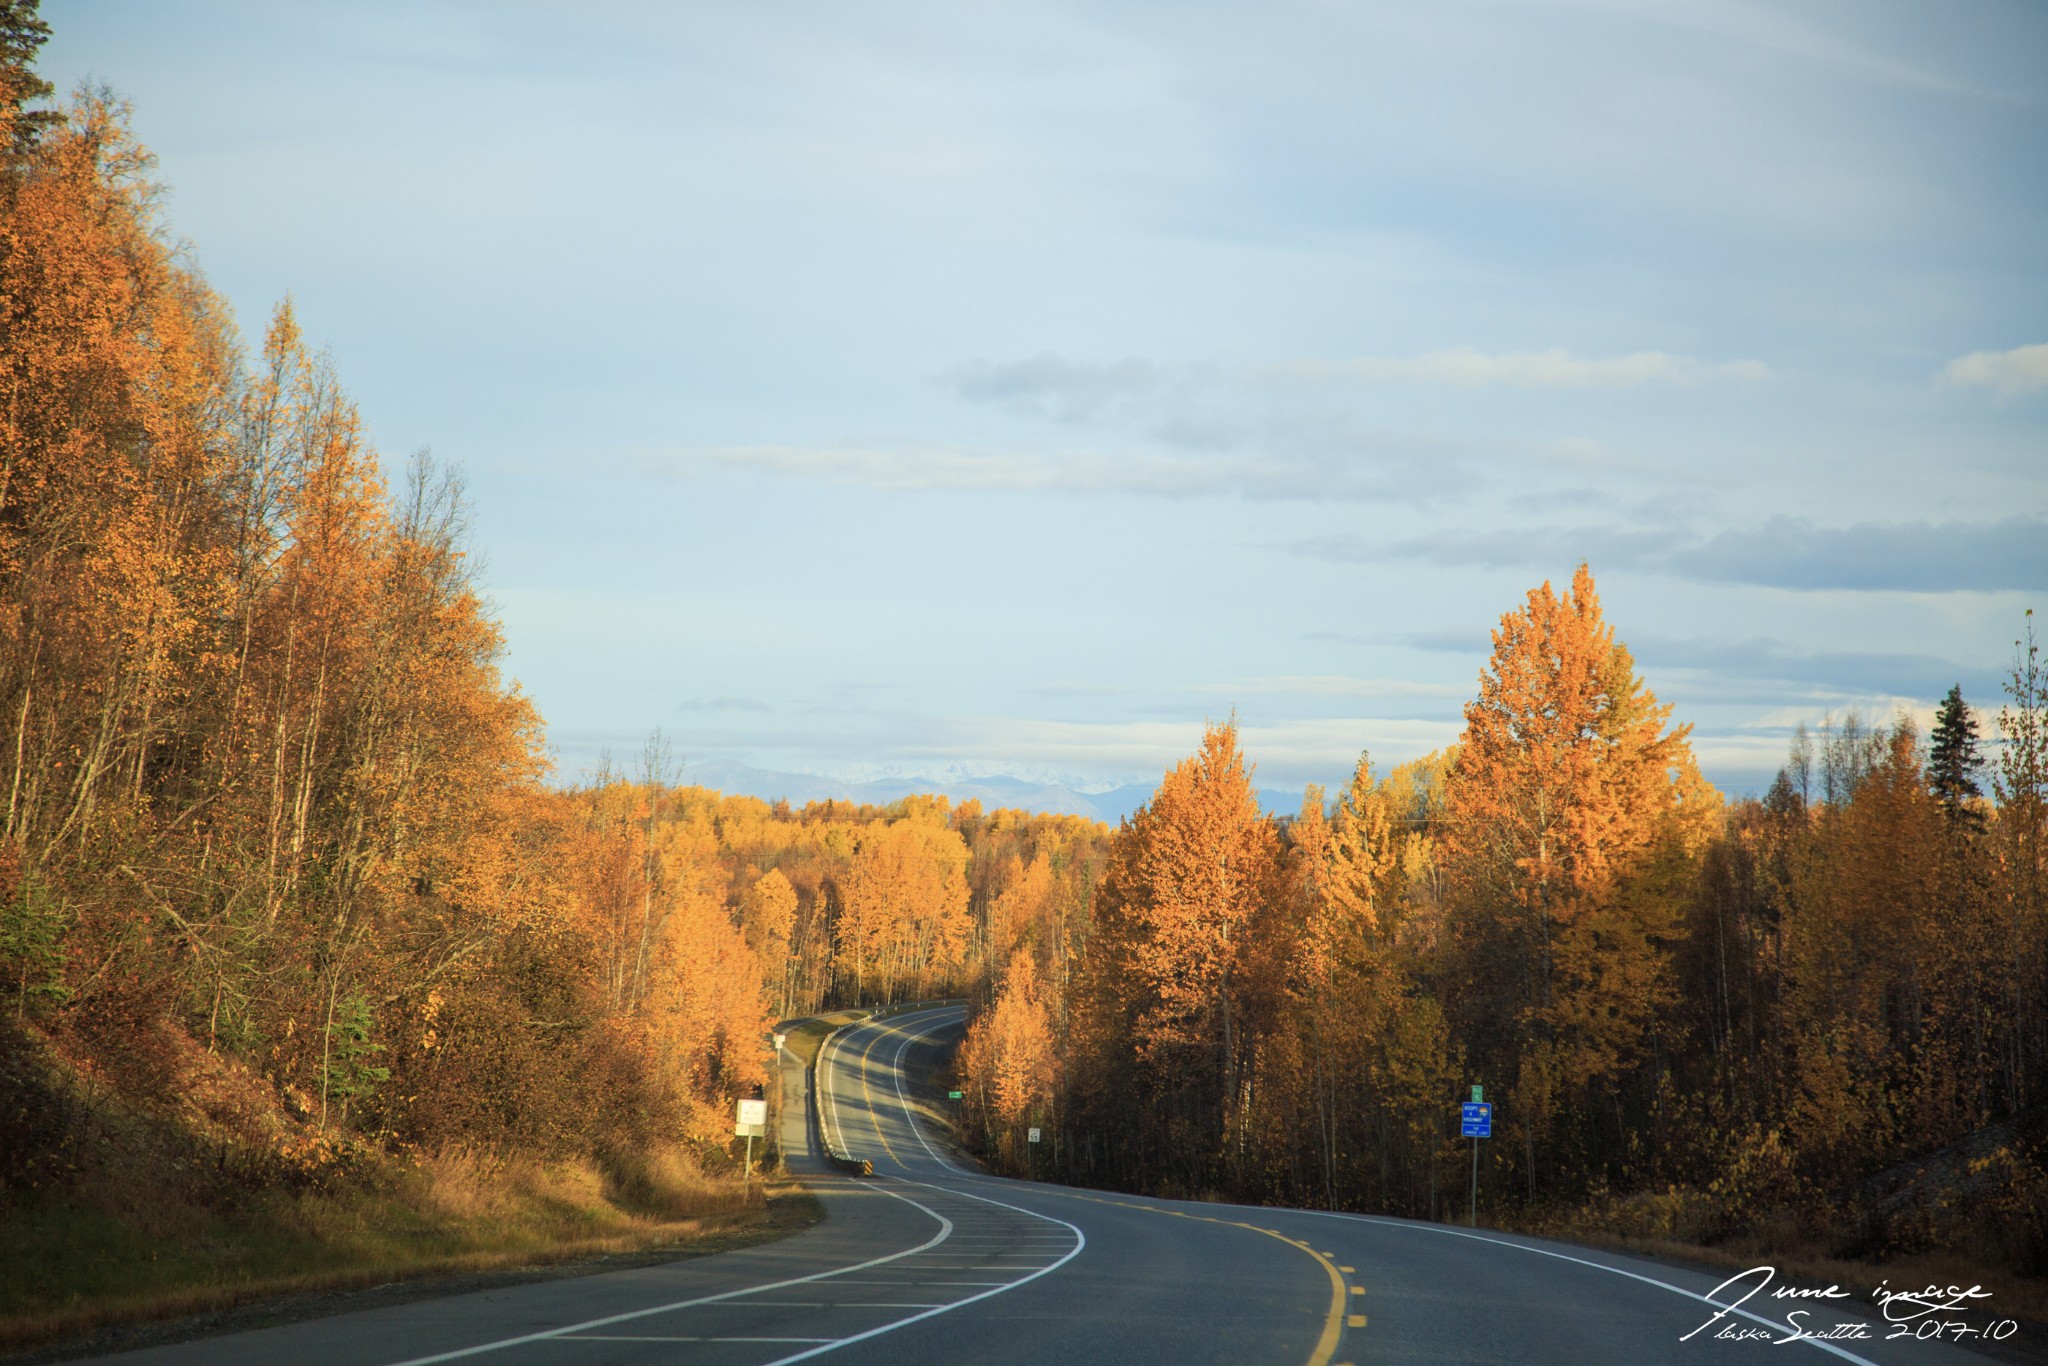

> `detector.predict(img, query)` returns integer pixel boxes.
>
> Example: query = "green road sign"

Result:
[948,1090,964,1099]
[1471,1084,1484,1103]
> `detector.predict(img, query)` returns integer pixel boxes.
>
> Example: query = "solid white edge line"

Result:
[388,1007,1057,1366]
[749,1007,1083,1366]
[378,1186,955,1366]
[880,1008,1882,1366]
[886,1007,972,1175]
[820,1005,959,1169]
[753,1181,1087,1366]
[818,1019,855,1159]
[1175,1198,1891,1366]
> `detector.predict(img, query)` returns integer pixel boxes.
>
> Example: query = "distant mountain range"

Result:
[675,760,1305,825]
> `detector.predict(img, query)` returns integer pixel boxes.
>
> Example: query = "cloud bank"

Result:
[662,438,1455,502]
[1940,343,2048,396]
[944,354,1163,421]
[1271,347,1768,389]
[944,348,1771,410]
[1300,514,2048,593]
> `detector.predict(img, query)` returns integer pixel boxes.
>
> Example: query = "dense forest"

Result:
[0,16,1099,1223]
[2,0,2042,1318]
[957,573,2048,1275]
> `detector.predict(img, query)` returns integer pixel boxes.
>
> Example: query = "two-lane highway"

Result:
[805,1005,1349,1366]
[75,1004,2022,1365]
[798,1006,2017,1366]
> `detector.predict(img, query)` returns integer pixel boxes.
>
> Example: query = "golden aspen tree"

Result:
[1080,720,1288,1193]
[987,849,1054,974]
[1325,754,1397,932]
[0,32,801,1190]
[1285,757,1460,1216]
[1287,785,1354,1207]
[1777,719,1951,1170]
[959,952,1058,1168]
[1994,614,2047,1113]
[837,812,970,1003]
[1440,564,1716,1198]
[741,867,798,1017]
[640,808,769,1125]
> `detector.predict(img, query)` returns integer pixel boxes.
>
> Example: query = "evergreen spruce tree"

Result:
[1928,683,1983,828]
[0,0,56,150]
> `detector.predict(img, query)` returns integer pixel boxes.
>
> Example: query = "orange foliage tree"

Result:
[836,810,971,1004]
[1437,564,1716,1198]
[1068,721,1292,1193]
[957,952,1057,1169]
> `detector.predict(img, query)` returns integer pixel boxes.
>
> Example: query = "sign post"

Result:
[736,1097,768,1180]
[1460,1087,1491,1228]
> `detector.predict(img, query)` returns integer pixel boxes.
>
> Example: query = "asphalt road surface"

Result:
[78,1004,2023,1365]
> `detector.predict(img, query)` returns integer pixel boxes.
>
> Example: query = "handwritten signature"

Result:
[1679,1265,2018,1346]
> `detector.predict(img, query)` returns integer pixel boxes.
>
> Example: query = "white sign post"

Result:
[736,1097,769,1179]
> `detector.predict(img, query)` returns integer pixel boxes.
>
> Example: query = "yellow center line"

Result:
[855,1020,903,1166]
[1015,1187,1350,1366]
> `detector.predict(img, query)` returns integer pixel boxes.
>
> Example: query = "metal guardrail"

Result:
[813,1017,874,1176]
[809,1000,964,1178]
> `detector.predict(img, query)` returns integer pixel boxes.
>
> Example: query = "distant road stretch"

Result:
[86,1005,2011,1366]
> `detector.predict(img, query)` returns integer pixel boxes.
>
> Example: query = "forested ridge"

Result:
[958,573,2048,1279]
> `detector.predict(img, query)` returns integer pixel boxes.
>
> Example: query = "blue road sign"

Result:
[1461,1101,1492,1138]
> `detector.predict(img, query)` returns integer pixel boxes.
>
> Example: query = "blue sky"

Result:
[44,0,2047,800]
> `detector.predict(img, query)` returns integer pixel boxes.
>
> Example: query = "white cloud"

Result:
[640,439,1440,502]
[1939,343,2048,397]
[683,443,1259,497]
[943,354,1162,421]
[1271,347,1768,389]
[1520,0,1996,100]
[1302,514,2048,593]
[945,351,1768,423]
[1184,675,1471,702]
[902,714,1464,783]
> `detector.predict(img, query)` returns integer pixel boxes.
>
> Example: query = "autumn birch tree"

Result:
[1440,564,1716,1198]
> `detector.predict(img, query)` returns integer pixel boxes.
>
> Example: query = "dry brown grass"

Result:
[0,1146,797,1356]
[1498,1198,2048,1363]
[774,1010,869,1068]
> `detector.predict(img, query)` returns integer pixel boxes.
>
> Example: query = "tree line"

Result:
[959,569,2046,1271]
[0,39,1104,1200]
[4,8,2039,1280]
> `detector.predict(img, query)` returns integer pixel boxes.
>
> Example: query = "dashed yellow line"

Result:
[854,1021,904,1166]
[1019,1187,1353,1366]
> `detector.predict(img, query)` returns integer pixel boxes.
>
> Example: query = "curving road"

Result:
[78,1004,2022,1365]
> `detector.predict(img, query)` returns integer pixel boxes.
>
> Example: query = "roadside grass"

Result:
[1497,1181,2047,1336]
[775,1000,964,1070]
[774,1010,868,1069]
[0,1148,817,1354]
[775,1001,972,1176]
[3,1006,990,1355]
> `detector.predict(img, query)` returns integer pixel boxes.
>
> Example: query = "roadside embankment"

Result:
[0,1025,819,1357]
